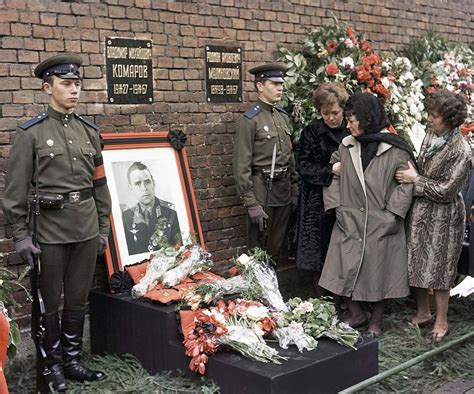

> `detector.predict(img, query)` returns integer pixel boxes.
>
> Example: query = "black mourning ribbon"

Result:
[109,271,133,293]
[168,130,187,150]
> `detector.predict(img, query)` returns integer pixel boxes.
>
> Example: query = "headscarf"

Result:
[345,93,416,170]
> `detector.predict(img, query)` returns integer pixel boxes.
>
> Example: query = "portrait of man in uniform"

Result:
[121,161,182,255]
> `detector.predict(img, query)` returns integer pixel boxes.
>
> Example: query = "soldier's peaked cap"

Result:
[248,62,287,83]
[34,53,83,80]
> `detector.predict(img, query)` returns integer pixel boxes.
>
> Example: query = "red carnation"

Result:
[325,64,339,77]
[356,70,372,82]
[326,40,338,53]
[372,83,390,99]
[360,39,372,53]
[346,26,357,44]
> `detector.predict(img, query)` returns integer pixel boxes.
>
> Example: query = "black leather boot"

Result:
[62,309,106,382]
[39,311,68,392]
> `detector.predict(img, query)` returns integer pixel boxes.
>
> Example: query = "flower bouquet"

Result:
[427,52,473,133]
[183,299,286,375]
[131,245,212,298]
[235,249,289,312]
[278,16,425,148]
[0,265,30,359]
[182,248,288,312]
[281,297,360,350]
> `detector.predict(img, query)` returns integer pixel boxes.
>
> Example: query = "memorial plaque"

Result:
[205,45,242,103]
[105,37,153,104]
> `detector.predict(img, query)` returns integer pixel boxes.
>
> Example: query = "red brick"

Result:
[78,16,94,28]
[64,40,81,53]
[0,92,13,103]
[136,0,152,8]
[17,51,38,64]
[143,9,158,20]
[0,118,17,131]
[95,17,113,29]
[90,4,108,17]
[109,6,126,18]
[81,29,99,41]
[71,3,90,15]
[126,7,142,19]
[113,19,131,31]
[21,78,41,90]
[2,9,20,21]
[2,37,24,49]
[13,91,34,104]
[32,25,53,38]
[9,64,30,77]
[45,40,65,52]
[0,131,13,144]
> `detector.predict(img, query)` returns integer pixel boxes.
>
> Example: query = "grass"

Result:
[5,282,474,393]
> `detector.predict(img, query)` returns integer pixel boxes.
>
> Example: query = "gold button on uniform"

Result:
[49,153,54,158]
[360,207,365,212]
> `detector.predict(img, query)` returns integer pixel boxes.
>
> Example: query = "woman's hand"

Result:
[395,161,418,184]
[332,162,341,176]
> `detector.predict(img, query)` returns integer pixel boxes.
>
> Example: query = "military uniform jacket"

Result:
[233,99,298,208]
[3,106,112,244]
[122,197,181,255]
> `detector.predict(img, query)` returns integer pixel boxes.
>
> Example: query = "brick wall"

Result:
[0,0,472,291]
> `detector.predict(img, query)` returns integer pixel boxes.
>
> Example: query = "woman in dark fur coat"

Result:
[295,83,349,295]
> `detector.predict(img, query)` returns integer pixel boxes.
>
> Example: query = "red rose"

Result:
[325,63,339,76]
[326,40,338,53]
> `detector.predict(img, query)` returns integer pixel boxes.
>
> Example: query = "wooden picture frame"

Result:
[101,131,204,276]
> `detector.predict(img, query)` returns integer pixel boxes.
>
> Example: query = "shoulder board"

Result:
[275,106,288,115]
[160,200,176,210]
[19,112,48,130]
[243,105,262,119]
[75,114,99,131]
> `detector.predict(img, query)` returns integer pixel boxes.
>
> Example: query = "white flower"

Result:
[0,279,3,286]
[245,305,269,321]
[381,77,390,89]
[340,56,354,69]
[210,309,226,324]
[288,320,305,331]
[392,103,400,114]
[253,322,265,337]
[236,253,253,267]
[299,301,314,313]
[343,38,354,48]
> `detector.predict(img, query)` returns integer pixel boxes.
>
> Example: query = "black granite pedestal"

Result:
[89,288,378,393]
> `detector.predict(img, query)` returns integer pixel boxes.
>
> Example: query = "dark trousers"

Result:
[38,237,99,313]
[247,204,292,263]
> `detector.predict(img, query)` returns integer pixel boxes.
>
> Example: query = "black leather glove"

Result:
[15,236,41,267]
[247,205,268,232]
[98,234,108,255]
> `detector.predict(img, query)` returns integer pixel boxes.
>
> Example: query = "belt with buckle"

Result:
[62,189,93,203]
[252,166,288,180]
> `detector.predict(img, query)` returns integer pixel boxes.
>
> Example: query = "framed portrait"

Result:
[101,131,205,276]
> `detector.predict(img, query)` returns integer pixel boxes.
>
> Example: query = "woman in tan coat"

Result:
[320,93,415,336]
[395,90,471,344]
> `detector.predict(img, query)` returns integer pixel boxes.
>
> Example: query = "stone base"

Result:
[89,288,378,393]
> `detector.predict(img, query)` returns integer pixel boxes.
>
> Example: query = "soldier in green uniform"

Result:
[3,53,111,391]
[122,161,182,254]
[233,62,299,262]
